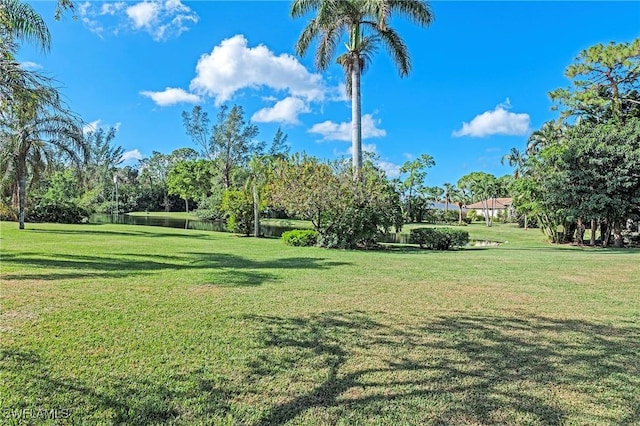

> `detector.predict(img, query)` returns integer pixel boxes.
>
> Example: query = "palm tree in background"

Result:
[526,120,563,156]
[0,95,86,229]
[501,147,528,179]
[291,0,434,177]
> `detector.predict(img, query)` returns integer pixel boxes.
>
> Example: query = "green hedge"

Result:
[282,229,319,247]
[409,227,469,250]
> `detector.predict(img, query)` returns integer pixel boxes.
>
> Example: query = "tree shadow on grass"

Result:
[29,227,212,239]
[242,312,640,425]
[1,252,350,286]
[0,348,234,425]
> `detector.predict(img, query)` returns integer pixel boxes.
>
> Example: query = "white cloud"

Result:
[453,98,530,137]
[309,114,386,141]
[83,119,101,135]
[79,0,197,41]
[19,61,42,71]
[140,87,201,106]
[121,149,143,163]
[189,35,325,105]
[126,2,160,28]
[338,143,401,178]
[101,2,126,16]
[376,160,402,178]
[251,97,310,125]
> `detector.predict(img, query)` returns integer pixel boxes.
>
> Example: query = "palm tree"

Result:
[0,94,86,229]
[291,0,434,177]
[443,182,454,214]
[501,147,527,179]
[0,0,51,51]
[526,120,564,156]
[449,186,469,225]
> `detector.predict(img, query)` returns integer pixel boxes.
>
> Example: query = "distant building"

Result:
[465,197,513,218]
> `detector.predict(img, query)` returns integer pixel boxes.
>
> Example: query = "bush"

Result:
[0,203,17,221]
[467,210,480,222]
[221,189,254,235]
[26,202,90,224]
[409,227,469,250]
[282,229,319,247]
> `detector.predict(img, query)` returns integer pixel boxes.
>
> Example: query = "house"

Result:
[465,197,513,218]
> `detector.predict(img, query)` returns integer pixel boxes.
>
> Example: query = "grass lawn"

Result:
[1,221,638,425]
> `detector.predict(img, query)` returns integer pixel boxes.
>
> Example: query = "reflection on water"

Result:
[90,214,297,238]
[89,214,499,246]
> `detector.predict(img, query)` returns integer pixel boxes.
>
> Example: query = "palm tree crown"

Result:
[291,0,434,176]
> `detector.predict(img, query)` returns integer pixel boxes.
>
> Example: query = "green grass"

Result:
[1,221,638,425]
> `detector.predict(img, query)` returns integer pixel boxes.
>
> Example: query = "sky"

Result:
[18,1,640,186]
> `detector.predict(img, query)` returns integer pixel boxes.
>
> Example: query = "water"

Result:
[89,214,499,246]
[90,214,299,237]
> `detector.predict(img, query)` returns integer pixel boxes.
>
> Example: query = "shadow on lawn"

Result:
[242,312,640,425]
[2,313,638,424]
[29,227,211,239]
[1,252,349,286]
[0,348,233,425]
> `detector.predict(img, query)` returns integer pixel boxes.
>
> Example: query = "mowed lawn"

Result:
[1,222,638,425]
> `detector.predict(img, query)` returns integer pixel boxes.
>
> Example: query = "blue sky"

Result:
[19,1,640,186]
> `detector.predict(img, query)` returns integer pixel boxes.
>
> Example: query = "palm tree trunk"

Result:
[18,165,26,230]
[351,58,362,178]
[253,183,260,237]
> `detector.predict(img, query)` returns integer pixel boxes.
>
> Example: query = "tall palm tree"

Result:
[291,0,434,177]
[0,0,51,51]
[0,94,86,229]
[501,147,527,179]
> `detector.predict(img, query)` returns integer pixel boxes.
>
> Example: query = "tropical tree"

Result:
[501,147,527,179]
[442,182,455,214]
[0,94,86,229]
[291,0,434,176]
[399,153,434,222]
[526,120,563,156]
[449,186,470,225]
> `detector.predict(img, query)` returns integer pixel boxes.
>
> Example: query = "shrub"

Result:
[26,202,90,224]
[282,229,319,247]
[221,189,254,235]
[467,210,480,222]
[0,203,17,221]
[409,227,469,250]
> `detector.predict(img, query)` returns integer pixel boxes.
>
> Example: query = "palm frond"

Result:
[377,26,411,77]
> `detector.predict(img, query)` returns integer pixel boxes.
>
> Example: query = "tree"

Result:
[399,153,434,222]
[291,0,434,177]
[182,106,212,159]
[0,0,51,52]
[0,95,86,229]
[269,154,402,248]
[212,104,260,189]
[167,159,214,213]
[458,172,500,227]
[549,38,640,124]
[449,186,470,225]
[442,182,454,214]
[501,147,528,179]
[269,127,290,159]
[246,155,270,237]
[540,118,640,247]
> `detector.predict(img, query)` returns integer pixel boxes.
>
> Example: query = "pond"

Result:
[90,214,297,237]
[90,214,500,246]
